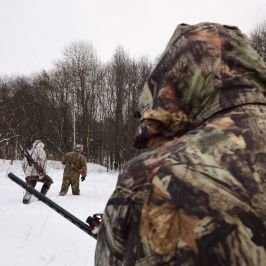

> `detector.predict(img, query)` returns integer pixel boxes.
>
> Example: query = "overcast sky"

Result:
[0,0,265,76]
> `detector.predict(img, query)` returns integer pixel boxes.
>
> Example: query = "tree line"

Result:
[0,43,152,170]
[0,21,265,170]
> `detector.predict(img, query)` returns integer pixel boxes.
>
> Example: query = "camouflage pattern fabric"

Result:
[26,175,53,189]
[22,140,48,177]
[60,174,80,195]
[59,151,87,195]
[95,23,266,265]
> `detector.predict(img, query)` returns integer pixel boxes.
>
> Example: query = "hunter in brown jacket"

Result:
[59,144,87,196]
[95,22,266,265]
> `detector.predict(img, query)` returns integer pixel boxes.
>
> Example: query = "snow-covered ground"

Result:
[0,159,118,266]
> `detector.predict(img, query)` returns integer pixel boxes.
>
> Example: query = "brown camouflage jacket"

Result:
[95,23,266,265]
[62,151,87,177]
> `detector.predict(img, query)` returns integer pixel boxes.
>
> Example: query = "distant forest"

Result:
[0,21,265,170]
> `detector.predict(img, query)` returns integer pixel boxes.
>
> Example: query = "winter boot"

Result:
[23,191,32,204]
[40,185,50,196]
[59,191,66,196]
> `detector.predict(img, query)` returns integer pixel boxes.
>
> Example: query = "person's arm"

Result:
[42,150,47,173]
[33,149,46,175]
[95,169,141,265]
[21,156,27,173]
[95,186,135,265]
[61,154,67,165]
[80,156,87,181]
[81,156,87,174]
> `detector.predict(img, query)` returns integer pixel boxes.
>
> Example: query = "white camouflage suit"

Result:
[22,140,53,194]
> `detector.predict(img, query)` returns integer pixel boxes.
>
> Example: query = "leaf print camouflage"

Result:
[95,22,266,266]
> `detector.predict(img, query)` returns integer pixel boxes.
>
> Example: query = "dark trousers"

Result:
[26,175,53,191]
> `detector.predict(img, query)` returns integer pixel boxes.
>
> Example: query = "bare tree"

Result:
[249,20,266,62]
[59,41,102,158]
[0,43,152,170]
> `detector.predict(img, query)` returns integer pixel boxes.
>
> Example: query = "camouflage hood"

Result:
[134,22,266,149]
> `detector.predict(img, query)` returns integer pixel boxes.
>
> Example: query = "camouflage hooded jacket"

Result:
[95,23,266,265]
[61,151,87,177]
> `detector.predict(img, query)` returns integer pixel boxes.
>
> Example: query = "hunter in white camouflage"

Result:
[22,140,53,203]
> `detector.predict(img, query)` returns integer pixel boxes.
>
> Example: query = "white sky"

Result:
[0,0,265,76]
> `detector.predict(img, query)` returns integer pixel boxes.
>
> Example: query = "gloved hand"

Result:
[81,175,86,181]
[86,214,103,235]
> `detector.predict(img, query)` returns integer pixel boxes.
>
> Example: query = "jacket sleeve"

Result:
[21,157,27,173]
[95,173,140,265]
[82,156,87,174]
[61,154,67,165]
[36,149,46,169]
[95,184,133,266]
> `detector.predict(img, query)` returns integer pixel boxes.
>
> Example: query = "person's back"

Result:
[95,23,266,265]
[60,144,87,196]
[62,151,87,175]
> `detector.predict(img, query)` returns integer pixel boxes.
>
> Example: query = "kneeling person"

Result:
[22,139,53,204]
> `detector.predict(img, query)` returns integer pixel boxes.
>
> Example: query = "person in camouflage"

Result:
[22,139,53,204]
[95,23,266,265]
[59,144,87,196]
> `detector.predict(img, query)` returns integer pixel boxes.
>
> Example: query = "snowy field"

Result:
[0,159,118,266]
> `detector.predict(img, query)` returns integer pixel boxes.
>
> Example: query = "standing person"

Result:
[59,144,87,196]
[22,139,53,204]
[95,23,266,265]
